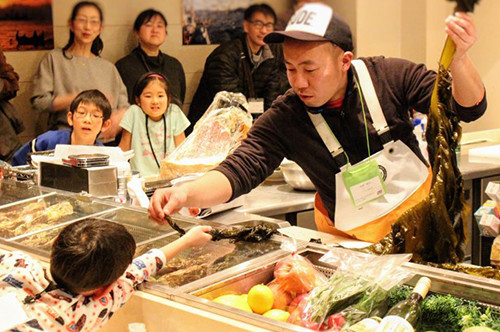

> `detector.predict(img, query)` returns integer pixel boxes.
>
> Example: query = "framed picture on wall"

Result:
[0,0,54,52]
[182,0,253,45]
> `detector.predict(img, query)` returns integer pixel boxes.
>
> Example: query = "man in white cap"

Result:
[149,3,486,243]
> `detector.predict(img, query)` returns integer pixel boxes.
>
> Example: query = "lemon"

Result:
[213,294,252,313]
[263,309,290,322]
[247,284,274,314]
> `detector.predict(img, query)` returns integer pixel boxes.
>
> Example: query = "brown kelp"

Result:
[164,215,276,242]
[363,0,480,263]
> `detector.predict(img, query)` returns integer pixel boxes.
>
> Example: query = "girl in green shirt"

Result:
[119,73,190,178]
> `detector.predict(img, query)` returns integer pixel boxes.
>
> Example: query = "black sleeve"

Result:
[214,108,288,201]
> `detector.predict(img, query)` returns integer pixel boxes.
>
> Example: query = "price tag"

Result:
[248,98,264,114]
[0,292,30,331]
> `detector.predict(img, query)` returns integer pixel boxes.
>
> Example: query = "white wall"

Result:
[5,0,500,144]
[4,0,291,144]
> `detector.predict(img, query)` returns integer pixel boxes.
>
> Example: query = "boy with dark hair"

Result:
[11,89,112,166]
[0,218,212,331]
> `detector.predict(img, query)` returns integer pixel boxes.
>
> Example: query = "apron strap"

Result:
[350,59,391,141]
[307,59,394,168]
[307,112,348,168]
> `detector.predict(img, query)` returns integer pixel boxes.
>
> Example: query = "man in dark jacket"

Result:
[187,3,288,134]
[0,46,24,163]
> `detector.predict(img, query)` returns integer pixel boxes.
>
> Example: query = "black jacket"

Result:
[0,47,23,162]
[187,34,288,134]
[115,46,186,107]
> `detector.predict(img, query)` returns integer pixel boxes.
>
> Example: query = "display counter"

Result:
[1,179,499,332]
[98,244,500,332]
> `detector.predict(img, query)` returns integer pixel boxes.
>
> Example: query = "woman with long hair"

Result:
[31,1,128,142]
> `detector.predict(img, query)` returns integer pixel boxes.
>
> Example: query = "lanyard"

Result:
[307,59,392,168]
[145,114,166,169]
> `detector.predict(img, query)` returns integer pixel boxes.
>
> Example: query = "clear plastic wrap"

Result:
[160,92,252,179]
[273,253,328,297]
[287,249,412,331]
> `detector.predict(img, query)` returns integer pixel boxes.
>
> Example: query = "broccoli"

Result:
[388,285,500,332]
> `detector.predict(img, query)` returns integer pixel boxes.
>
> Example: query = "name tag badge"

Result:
[341,159,386,207]
[248,98,264,114]
[0,292,30,331]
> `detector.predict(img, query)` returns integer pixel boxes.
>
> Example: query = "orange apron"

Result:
[314,167,432,243]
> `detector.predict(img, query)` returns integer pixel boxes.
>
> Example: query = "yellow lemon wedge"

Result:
[263,309,290,321]
[247,284,274,314]
[213,294,252,313]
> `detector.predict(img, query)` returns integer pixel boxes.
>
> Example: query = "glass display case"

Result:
[0,192,116,240]
[0,180,49,207]
[140,231,285,290]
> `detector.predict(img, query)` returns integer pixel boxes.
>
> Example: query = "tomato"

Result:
[288,293,308,314]
[301,320,320,330]
[327,314,345,329]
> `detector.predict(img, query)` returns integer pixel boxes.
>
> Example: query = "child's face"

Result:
[136,80,169,121]
[67,101,110,143]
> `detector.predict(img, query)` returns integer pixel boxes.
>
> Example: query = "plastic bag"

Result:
[287,249,412,331]
[262,239,326,312]
[274,253,328,297]
[160,92,252,179]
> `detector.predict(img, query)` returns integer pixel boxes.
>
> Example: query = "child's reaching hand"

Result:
[183,225,213,247]
[160,225,212,260]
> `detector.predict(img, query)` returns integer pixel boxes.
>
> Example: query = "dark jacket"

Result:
[0,47,24,163]
[116,46,186,107]
[11,130,104,166]
[187,34,288,134]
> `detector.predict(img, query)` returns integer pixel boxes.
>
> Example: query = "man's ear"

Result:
[243,20,250,34]
[341,51,354,72]
[100,119,112,133]
[67,112,74,126]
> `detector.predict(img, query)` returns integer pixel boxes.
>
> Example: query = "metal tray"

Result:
[0,193,116,240]
[8,213,161,258]
[143,234,288,293]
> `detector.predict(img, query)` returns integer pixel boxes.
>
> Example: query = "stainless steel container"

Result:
[280,162,315,191]
[165,246,500,332]
[39,161,117,197]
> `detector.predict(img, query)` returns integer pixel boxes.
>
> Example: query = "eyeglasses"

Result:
[74,17,101,27]
[74,109,104,121]
[249,20,274,30]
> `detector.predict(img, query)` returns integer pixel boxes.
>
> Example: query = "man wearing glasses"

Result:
[187,3,288,134]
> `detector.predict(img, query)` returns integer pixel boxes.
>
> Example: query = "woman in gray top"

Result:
[31,1,129,141]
